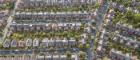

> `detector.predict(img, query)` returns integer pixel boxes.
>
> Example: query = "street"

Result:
[2,0,21,42]
[88,0,110,60]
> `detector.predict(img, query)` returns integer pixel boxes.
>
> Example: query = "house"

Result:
[11,39,17,47]
[58,23,63,30]
[112,34,140,49]
[33,38,39,47]
[69,39,77,46]
[16,25,23,32]
[98,40,103,45]
[48,39,55,47]
[37,54,78,60]
[81,38,86,44]
[25,38,32,47]
[62,38,68,46]
[10,24,16,31]
[23,24,30,31]
[41,38,77,47]
[84,26,91,33]
[42,38,48,47]
[3,39,10,48]
[18,40,25,48]
[110,49,132,60]
[82,33,87,39]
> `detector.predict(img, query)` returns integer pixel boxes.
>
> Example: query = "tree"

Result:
[112,11,122,25]
[78,43,84,49]
[124,1,132,7]
[133,14,140,28]
[136,6,140,10]
[85,43,90,49]
[39,52,45,60]
[111,0,117,2]
[66,51,72,60]
[78,51,86,60]
[0,43,3,49]
[94,3,100,9]
[49,47,54,60]
[125,11,140,28]
[134,14,140,23]
[125,10,134,22]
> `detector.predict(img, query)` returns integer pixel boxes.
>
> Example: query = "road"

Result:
[88,0,110,59]
[2,0,21,42]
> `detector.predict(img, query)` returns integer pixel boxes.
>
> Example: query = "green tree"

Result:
[125,10,134,23]
[133,14,140,28]
[112,11,122,24]
[0,43,3,49]
[124,1,132,7]
[94,3,100,9]
[9,2,15,10]
[85,43,90,49]
[66,51,72,60]
[134,14,140,23]
[78,51,86,60]
[78,43,84,49]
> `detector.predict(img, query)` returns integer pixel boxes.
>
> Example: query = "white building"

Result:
[26,38,33,47]
[33,38,39,47]
[37,54,78,60]
[3,39,10,48]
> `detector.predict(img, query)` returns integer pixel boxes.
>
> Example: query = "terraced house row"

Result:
[3,38,78,48]
[0,54,79,60]
[14,12,93,20]
[10,23,82,32]
[0,0,106,60]
[18,0,96,7]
